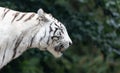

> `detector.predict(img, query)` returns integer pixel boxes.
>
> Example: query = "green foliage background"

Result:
[0,0,120,73]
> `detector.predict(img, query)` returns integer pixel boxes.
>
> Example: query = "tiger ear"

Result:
[37,8,44,16]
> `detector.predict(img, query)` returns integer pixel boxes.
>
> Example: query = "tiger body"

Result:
[0,7,72,69]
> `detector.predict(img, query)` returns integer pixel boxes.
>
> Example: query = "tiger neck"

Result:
[15,17,50,56]
[13,20,42,58]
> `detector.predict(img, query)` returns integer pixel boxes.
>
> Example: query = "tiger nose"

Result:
[69,42,72,46]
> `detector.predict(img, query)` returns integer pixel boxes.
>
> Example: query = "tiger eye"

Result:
[51,36,60,40]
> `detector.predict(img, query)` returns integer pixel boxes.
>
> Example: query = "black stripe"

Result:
[24,13,35,22]
[43,29,46,38]
[38,37,43,46]
[49,23,53,33]
[29,32,38,47]
[61,29,64,34]
[60,23,62,28]
[55,23,60,28]
[39,29,47,45]
[47,23,53,45]
[16,14,26,21]
[36,17,41,25]
[47,36,50,45]
[53,28,58,35]
[11,12,19,23]
[12,33,24,58]
[29,37,34,48]
[51,36,59,40]
[4,8,6,11]
[38,29,46,46]
[2,42,8,64]
[2,9,10,19]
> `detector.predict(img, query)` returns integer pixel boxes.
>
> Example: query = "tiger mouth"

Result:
[47,44,66,58]
[54,44,65,53]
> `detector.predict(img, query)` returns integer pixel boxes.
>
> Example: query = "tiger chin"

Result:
[0,7,72,69]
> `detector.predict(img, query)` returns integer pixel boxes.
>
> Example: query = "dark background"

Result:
[0,0,120,73]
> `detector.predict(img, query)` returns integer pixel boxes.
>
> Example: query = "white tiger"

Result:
[0,7,72,69]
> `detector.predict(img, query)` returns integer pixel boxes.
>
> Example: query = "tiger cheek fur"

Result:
[0,7,72,69]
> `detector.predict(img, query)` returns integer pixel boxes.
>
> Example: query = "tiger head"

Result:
[37,9,72,58]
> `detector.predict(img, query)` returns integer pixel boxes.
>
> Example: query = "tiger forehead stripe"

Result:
[24,13,35,22]
[53,28,58,35]
[55,23,60,28]
[11,12,19,23]
[16,13,26,21]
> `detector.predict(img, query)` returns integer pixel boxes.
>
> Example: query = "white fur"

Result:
[0,7,72,69]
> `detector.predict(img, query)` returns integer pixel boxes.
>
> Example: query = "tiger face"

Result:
[37,9,72,57]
